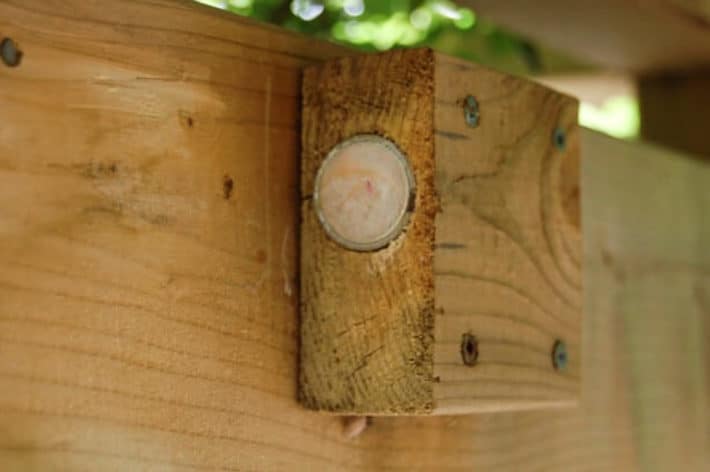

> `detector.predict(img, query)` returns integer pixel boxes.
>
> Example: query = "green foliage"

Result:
[194,0,640,138]
[195,0,543,73]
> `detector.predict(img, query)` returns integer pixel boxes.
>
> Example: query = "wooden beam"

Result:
[300,49,581,415]
[0,0,707,470]
[460,0,710,72]
[639,69,710,157]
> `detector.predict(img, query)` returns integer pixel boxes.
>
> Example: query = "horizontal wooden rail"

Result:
[0,0,708,470]
[461,0,710,72]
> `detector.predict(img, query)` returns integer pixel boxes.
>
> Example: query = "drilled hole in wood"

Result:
[460,333,478,366]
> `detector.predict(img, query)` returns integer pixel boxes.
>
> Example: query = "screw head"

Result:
[463,95,479,127]
[553,127,566,151]
[460,333,478,366]
[1,37,22,67]
[552,339,568,371]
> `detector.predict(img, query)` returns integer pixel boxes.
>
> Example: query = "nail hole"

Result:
[1,37,22,67]
[222,175,234,200]
[178,110,195,129]
[460,333,478,366]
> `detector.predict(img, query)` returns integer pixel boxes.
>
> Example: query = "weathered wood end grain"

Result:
[300,49,581,415]
[300,49,437,414]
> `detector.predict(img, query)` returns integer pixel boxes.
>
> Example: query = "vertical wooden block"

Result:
[300,49,581,415]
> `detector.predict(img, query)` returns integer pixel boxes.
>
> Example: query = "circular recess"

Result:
[314,134,415,252]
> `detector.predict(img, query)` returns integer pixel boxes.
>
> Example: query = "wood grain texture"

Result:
[432,55,581,414]
[300,50,580,415]
[0,0,708,470]
[300,49,437,414]
[460,0,710,72]
[0,1,355,470]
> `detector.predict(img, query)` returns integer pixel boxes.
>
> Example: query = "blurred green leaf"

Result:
[194,0,639,138]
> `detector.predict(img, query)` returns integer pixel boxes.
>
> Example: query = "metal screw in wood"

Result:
[552,339,568,371]
[553,127,567,151]
[1,37,22,67]
[463,95,479,127]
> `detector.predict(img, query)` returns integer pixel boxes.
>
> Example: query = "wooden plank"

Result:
[299,50,581,415]
[460,0,710,72]
[639,69,710,157]
[0,1,352,470]
[432,54,581,414]
[300,49,438,415]
[0,0,707,470]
